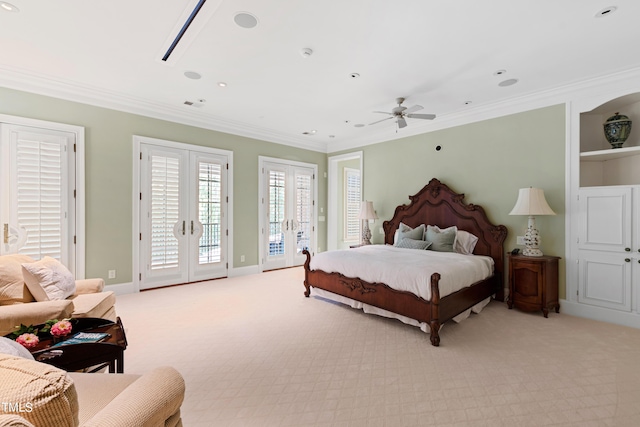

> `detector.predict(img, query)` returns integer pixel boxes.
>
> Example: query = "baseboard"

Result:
[229,265,261,277]
[104,282,136,295]
[560,299,640,329]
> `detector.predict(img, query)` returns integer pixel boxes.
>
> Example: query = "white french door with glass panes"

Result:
[260,158,316,271]
[0,123,76,270]
[138,140,230,289]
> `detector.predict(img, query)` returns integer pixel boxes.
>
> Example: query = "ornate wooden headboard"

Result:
[382,178,508,287]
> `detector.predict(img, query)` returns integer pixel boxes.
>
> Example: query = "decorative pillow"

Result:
[425,225,458,252]
[22,257,76,302]
[0,337,34,360]
[395,238,432,250]
[393,223,425,246]
[0,254,36,305]
[0,354,79,427]
[456,230,479,255]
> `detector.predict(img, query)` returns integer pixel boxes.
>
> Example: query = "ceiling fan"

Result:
[369,97,436,128]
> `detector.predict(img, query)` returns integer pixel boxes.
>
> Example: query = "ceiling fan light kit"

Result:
[369,97,436,129]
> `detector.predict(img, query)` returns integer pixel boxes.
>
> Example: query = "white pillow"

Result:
[456,230,479,255]
[21,256,76,301]
[0,337,35,360]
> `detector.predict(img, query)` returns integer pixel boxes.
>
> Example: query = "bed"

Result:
[302,178,507,346]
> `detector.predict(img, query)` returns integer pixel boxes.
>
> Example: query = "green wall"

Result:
[330,104,567,297]
[0,87,327,284]
[1,87,566,297]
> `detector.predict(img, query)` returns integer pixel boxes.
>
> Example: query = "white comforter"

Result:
[309,244,494,300]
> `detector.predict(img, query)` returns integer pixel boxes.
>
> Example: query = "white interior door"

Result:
[261,159,316,271]
[139,143,228,289]
[0,124,75,267]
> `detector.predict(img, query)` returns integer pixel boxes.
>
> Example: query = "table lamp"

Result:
[509,187,555,256]
[358,201,378,245]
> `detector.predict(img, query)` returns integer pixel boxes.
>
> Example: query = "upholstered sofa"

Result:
[0,254,116,336]
[0,350,185,427]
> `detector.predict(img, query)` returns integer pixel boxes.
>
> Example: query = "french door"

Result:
[0,123,76,270]
[138,140,229,289]
[260,158,316,271]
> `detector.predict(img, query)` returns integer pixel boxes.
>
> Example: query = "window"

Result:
[344,168,361,241]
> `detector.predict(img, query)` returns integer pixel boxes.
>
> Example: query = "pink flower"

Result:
[16,333,39,349]
[50,320,72,337]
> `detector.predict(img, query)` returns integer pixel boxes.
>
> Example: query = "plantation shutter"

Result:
[150,154,181,270]
[268,169,286,256]
[344,168,361,241]
[197,161,222,264]
[8,129,69,262]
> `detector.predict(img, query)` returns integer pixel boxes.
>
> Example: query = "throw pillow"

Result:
[0,337,35,360]
[395,238,432,250]
[0,354,79,427]
[393,223,425,246]
[0,254,36,305]
[425,225,458,252]
[456,230,479,255]
[22,257,76,301]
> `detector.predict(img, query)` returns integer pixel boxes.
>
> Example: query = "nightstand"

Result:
[508,254,560,318]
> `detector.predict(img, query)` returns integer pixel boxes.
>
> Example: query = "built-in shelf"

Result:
[580,145,640,162]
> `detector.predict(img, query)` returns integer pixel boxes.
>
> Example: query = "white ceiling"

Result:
[1,0,639,152]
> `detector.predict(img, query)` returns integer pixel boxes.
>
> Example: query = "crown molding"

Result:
[2,64,640,155]
[327,66,640,153]
[0,65,329,153]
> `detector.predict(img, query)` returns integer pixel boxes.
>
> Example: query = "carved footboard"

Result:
[303,250,444,346]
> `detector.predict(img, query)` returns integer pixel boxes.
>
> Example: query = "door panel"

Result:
[262,160,315,271]
[140,145,229,289]
[579,187,632,252]
[0,124,74,266]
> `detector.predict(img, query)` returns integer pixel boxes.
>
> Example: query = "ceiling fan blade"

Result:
[369,116,394,126]
[406,113,436,120]
[397,117,408,128]
[403,104,424,114]
[372,111,393,115]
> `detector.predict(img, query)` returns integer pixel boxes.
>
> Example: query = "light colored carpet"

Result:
[115,267,640,426]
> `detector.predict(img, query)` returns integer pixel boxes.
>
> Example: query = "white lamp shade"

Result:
[509,188,556,216]
[358,201,378,220]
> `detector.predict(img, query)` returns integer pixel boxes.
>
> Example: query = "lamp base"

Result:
[361,222,372,245]
[522,247,543,257]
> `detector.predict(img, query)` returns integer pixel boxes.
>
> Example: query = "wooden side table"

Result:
[508,254,560,317]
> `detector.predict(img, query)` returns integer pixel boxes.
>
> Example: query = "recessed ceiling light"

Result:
[350,73,360,79]
[498,78,519,87]
[464,101,473,105]
[0,2,19,12]
[354,124,365,128]
[302,130,317,135]
[234,12,258,29]
[184,71,202,80]
[217,82,227,87]
[595,6,617,17]
[329,135,336,138]
[493,69,507,76]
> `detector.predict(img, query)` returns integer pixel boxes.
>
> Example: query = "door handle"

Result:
[3,224,8,244]
[182,221,186,235]
[191,220,194,235]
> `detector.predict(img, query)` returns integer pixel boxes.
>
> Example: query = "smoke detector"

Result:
[300,48,313,58]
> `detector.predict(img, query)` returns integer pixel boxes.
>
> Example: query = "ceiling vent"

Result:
[156,0,223,66]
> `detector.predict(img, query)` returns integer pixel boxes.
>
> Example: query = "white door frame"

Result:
[0,114,85,278]
[132,135,233,292]
[258,156,318,272]
[327,151,363,251]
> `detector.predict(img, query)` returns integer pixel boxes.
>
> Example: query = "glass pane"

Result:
[150,155,180,270]
[268,170,285,256]
[198,161,221,264]
[295,172,312,254]
[15,139,63,260]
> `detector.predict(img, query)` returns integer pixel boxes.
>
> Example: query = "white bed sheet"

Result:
[309,245,495,333]
[309,245,494,300]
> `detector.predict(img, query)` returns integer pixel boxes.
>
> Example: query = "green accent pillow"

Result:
[394,224,425,246]
[395,238,432,250]
[425,225,457,252]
